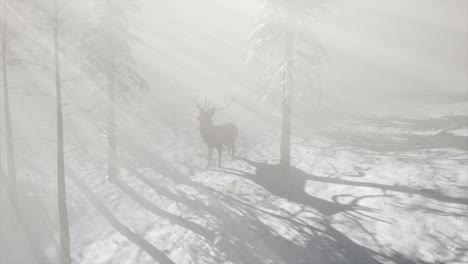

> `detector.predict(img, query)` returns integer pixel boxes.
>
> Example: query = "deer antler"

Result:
[195,97,211,110]
[197,97,235,111]
[213,97,235,111]
[195,99,203,110]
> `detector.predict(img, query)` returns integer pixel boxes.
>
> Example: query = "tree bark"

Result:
[2,0,17,204]
[107,68,117,180]
[54,0,71,262]
[279,25,295,170]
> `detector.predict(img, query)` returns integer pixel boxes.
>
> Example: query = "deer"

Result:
[196,98,238,168]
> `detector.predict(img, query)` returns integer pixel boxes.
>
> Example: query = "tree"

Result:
[23,0,91,262]
[248,0,328,169]
[52,1,72,262]
[82,0,147,181]
[1,0,17,203]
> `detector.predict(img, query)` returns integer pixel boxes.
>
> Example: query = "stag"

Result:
[196,98,238,168]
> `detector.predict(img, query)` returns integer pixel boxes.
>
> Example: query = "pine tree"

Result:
[1,0,17,203]
[248,0,328,169]
[22,0,91,262]
[83,0,147,181]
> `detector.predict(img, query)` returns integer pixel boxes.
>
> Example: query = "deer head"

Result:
[194,97,238,168]
[195,98,235,126]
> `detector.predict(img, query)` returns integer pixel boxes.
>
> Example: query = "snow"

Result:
[1,1,466,263]
[450,129,468,137]
[11,110,465,264]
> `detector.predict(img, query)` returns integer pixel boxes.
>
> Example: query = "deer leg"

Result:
[206,147,213,169]
[217,147,222,168]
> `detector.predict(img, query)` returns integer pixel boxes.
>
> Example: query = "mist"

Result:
[1,0,467,263]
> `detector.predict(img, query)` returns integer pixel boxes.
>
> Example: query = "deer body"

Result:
[197,99,238,168]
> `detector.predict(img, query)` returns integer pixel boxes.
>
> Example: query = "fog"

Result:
[1,0,467,263]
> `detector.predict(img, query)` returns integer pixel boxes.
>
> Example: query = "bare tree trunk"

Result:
[0,125,3,188]
[2,0,17,204]
[107,69,117,180]
[0,83,3,191]
[279,27,295,170]
[54,1,71,262]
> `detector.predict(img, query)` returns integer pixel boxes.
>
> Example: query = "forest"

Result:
[0,0,467,263]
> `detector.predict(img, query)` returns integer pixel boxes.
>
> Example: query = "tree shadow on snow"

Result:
[111,177,218,243]
[120,155,386,264]
[117,147,449,263]
[68,170,176,264]
[209,159,389,264]
[222,158,388,217]
[213,158,455,264]
[121,161,275,264]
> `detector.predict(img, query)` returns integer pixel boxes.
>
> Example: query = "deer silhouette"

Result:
[196,98,238,168]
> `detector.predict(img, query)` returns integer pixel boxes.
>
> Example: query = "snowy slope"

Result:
[21,108,467,264]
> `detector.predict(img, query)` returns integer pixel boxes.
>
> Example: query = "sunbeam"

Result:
[1,0,467,263]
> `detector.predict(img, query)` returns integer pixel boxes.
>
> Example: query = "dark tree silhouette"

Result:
[83,0,147,181]
[25,0,89,261]
[249,0,328,169]
[52,0,71,261]
[1,0,17,204]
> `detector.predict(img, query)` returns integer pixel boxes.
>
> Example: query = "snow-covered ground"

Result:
[0,1,466,263]
[10,107,466,264]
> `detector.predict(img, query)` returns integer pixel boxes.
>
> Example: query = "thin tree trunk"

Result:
[107,69,117,180]
[2,0,17,204]
[54,0,71,262]
[0,86,3,190]
[279,26,295,170]
[0,124,3,190]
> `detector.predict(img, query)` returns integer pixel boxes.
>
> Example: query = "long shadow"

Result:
[221,158,383,216]
[201,182,385,264]
[293,166,468,207]
[119,153,438,263]
[215,180,442,264]
[112,178,217,242]
[68,170,176,264]
[213,160,442,264]
[122,159,254,219]
[228,158,468,207]
[303,117,468,210]
[122,161,202,210]
[118,148,424,263]
[121,161,271,264]
[122,158,346,263]
[120,141,192,186]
